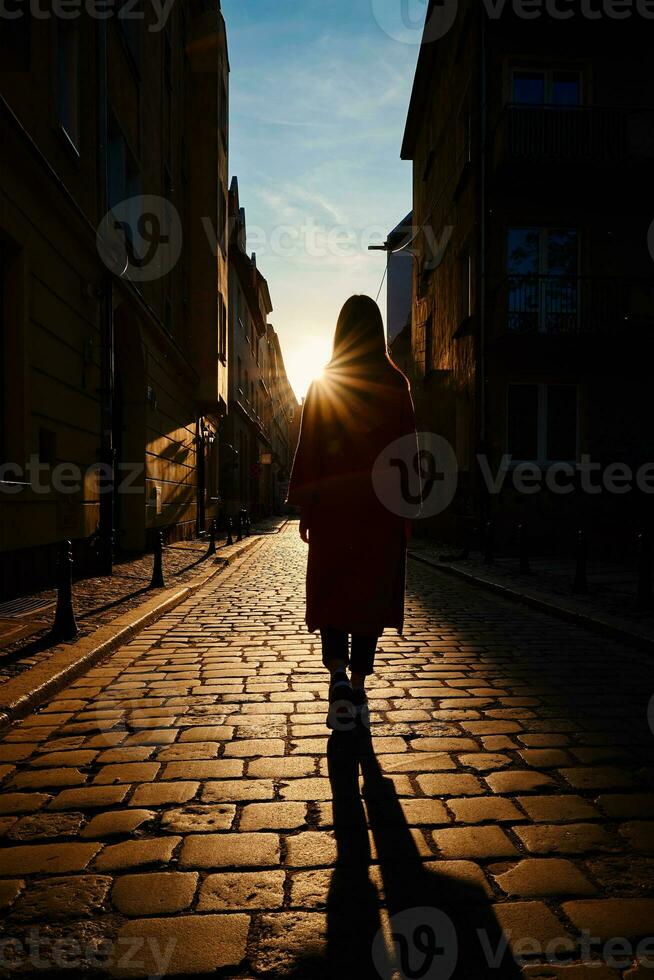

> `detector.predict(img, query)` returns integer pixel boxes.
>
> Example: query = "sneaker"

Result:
[326,671,356,732]
[351,688,370,730]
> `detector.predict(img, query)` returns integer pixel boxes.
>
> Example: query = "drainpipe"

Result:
[478,6,488,522]
[97,19,114,575]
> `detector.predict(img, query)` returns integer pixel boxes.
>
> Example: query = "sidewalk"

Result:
[409,538,654,648]
[0,519,286,688]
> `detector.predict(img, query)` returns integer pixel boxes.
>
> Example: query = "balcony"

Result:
[493,105,654,171]
[492,276,654,340]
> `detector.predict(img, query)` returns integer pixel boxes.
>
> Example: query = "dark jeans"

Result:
[321,629,379,677]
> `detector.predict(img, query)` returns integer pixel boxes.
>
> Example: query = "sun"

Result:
[285,335,332,401]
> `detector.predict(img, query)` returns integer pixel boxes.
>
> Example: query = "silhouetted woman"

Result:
[288,295,418,730]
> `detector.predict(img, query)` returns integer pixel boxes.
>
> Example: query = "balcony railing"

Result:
[495,276,654,337]
[494,105,654,166]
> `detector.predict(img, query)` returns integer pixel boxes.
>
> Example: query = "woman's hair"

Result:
[331,295,397,374]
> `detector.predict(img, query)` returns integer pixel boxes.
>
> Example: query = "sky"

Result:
[220,0,421,399]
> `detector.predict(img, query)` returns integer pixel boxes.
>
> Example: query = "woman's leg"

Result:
[350,634,379,688]
[321,629,355,731]
[320,628,349,674]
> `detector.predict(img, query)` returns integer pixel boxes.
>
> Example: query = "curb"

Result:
[409,551,654,656]
[0,535,264,732]
[254,518,290,535]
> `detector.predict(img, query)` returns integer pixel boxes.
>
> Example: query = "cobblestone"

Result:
[111,913,250,976]
[0,841,101,874]
[10,874,111,920]
[94,837,180,871]
[491,858,598,897]
[198,870,285,910]
[514,822,619,855]
[0,524,651,977]
[179,832,280,868]
[432,825,519,859]
[111,872,198,915]
[562,898,654,941]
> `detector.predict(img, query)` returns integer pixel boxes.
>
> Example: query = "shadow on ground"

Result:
[281,729,523,980]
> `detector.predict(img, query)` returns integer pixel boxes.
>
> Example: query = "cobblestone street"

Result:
[0,523,652,978]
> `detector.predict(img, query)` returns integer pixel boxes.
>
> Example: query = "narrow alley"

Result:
[0,524,652,978]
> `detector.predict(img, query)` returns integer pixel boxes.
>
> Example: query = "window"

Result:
[219,187,228,254]
[219,294,227,362]
[512,69,581,106]
[220,82,228,149]
[507,227,578,277]
[507,227,579,333]
[507,384,578,462]
[57,19,81,151]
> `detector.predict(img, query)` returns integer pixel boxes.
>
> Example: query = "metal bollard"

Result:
[637,531,653,609]
[572,529,588,594]
[51,540,78,642]
[225,518,234,547]
[483,521,494,565]
[207,519,217,557]
[518,523,531,575]
[236,513,243,543]
[150,531,165,589]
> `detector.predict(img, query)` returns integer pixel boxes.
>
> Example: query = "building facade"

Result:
[380,212,414,380]
[268,328,301,512]
[221,178,298,521]
[385,212,414,347]
[0,1,230,596]
[401,1,654,554]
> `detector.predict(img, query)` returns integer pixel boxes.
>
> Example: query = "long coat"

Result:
[287,362,418,636]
